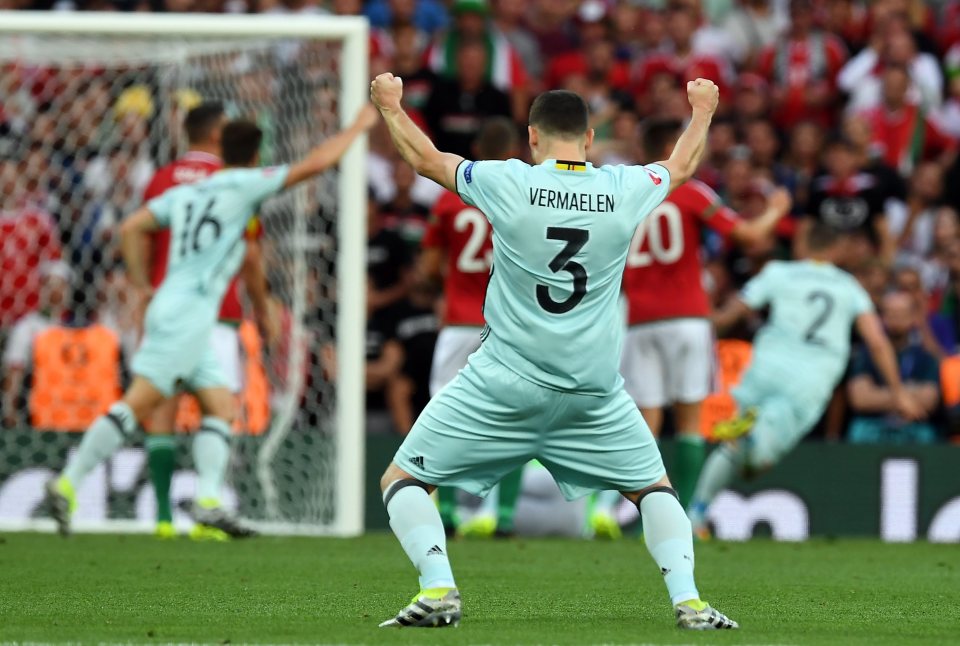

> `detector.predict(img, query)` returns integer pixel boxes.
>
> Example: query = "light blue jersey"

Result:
[146,165,289,312]
[456,158,670,395]
[131,165,288,396]
[740,259,874,389]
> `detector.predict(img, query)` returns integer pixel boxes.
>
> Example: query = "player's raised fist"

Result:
[766,186,793,215]
[686,78,719,115]
[371,73,404,112]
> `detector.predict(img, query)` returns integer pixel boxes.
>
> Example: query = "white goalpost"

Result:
[0,12,368,536]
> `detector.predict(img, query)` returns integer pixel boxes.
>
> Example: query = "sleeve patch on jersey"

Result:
[645,167,663,186]
[464,161,476,184]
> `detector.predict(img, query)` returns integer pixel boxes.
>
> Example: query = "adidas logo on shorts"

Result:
[426,545,444,556]
[409,455,424,469]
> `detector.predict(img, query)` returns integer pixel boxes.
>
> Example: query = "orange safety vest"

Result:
[30,325,122,432]
[700,339,753,440]
[173,321,270,435]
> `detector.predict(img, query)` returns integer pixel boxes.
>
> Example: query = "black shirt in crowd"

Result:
[423,78,512,158]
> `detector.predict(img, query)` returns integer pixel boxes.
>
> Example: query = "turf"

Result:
[0,533,955,645]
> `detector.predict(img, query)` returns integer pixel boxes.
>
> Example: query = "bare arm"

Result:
[658,79,719,192]
[386,375,416,436]
[366,339,405,390]
[120,206,161,291]
[371,73,464,193]
[873,215,896,266]
[241,239,280,346]
[855,312,925,420]
[1,366,25,427]
[711,297,753,336]
[418,247,444,283]
[847,374,898,414]
[283,104,379,189]
[730,188,792,246]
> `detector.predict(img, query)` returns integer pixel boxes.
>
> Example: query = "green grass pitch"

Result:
[1,533,955,645]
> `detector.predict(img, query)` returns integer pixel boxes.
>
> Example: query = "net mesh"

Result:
[0,32,346,531]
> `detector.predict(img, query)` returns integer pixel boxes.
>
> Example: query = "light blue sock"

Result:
[641,491,700,606]
[62,401,137,488]
[689,443,745,521]
[192,416,231,505]
[384,482,456,590]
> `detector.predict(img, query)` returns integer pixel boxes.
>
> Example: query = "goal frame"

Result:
[0,11,369,537]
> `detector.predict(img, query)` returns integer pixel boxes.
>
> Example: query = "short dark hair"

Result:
[474,117,518,160]
[183,101,225,145]
[807,220,842,251]
[642,118,683,160]
[220,119,262,166]
[528,90,589,140]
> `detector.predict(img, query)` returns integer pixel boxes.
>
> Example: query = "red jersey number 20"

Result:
[454,208,492,273]
[627,202,684,268]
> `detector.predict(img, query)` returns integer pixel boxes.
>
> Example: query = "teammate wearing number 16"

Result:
[373,73,737,630]
[45,105,379,536]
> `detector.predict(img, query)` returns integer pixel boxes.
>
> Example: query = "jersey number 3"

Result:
[537,227,589,314]
[180,197,221,258]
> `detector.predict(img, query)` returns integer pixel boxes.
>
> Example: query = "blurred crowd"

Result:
[4,0,960,444]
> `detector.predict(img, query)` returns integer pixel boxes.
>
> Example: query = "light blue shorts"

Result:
[394,348,665,500]
[732,362,832,467]
[130,293,227,397]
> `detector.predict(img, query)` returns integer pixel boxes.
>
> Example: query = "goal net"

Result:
[0,13,368,536]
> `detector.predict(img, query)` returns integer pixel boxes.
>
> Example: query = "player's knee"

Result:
[380,463,412,493]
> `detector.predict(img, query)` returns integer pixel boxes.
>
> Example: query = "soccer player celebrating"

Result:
[371,73,738,630]
[45,105,378,537]
[687,222,924,538]
[420,117,523,538]
[139,101,275,540]
[617,119,792,509]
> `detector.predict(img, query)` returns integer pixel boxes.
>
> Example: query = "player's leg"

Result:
[48,376,167,535]
[593,324,667,536]
[539,388,736,629]
[185,343,253,539]
[429,327,482,534]
[145,397,180,539]
[660,319,713,509]
[380,350,540,628]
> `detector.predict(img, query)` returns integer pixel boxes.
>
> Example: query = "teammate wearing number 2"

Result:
[616,119,792,511]
[687,221,923,539]
[45,106,378,537]
[373,71,737,630]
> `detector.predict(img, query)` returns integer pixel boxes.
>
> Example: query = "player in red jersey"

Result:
[141,102,275,540]
[617,119,792,512]
[419,118,523,537]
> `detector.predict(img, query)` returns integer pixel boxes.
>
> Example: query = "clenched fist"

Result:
[371,72,404,112]
[766,186,793,215]
[687,78,719,115]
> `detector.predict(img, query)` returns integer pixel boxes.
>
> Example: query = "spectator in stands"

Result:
[887,161,945,269]
[364,0,449,34]
[847,291,941,444]
[386,278,440,436]
[544,1,629,93]
[782,120,826,212]
[492,0,542,85]
[839,17,942,115]
[525,0,579,60]
[634,1,732,107]
[422,38,512,158]
[1,260,71,428]
[721,0,788,67]
[862,65,956,177]
[379,159,432,247]
[390,22,435,114]
[367,191,413,316]
[757,0,848,129]
[426,0,528,120]
[796,138,894,267]
[0,154,62,330]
